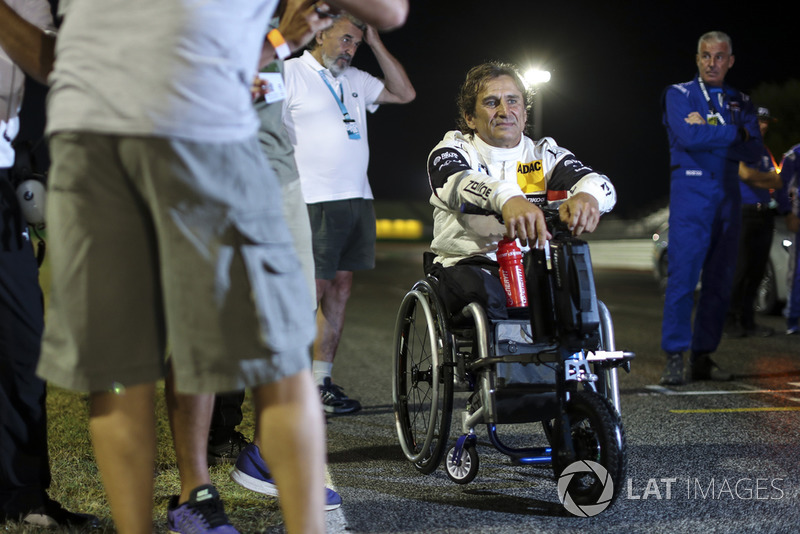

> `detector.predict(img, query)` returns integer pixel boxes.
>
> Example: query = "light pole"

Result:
[523,68,550,138]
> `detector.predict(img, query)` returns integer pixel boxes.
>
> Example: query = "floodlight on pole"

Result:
[523,68,551,138]
[523,68,551,86]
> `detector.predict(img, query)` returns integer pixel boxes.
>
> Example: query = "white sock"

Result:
[312,360,333,386]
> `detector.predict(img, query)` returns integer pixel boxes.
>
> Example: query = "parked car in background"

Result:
[652,216,794,314]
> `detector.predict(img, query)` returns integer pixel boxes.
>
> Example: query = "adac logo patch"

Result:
[517,160,545,193]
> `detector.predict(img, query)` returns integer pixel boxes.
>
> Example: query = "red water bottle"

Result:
[497,238,528,307]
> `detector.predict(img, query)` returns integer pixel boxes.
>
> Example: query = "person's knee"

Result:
[253,370,319,409]
[323,271,353,303]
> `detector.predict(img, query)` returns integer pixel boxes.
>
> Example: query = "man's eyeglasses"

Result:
[337,35,362,49]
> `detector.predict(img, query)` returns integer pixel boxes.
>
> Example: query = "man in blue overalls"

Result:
[660,31,762,385]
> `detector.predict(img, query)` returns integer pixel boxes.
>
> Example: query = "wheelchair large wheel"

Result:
[392,280,454,474]
[552,390,627,507]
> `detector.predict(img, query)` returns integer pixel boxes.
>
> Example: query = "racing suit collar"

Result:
[471,132,526,165]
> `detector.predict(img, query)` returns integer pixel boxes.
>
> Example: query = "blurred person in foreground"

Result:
[659,31,762,386]
[209,0,347,512]
[0,0,99,528]
[209,0,412,516]
[33,1,339,532]
[426,61,616,319]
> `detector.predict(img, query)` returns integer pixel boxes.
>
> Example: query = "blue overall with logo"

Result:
[661,76,761,355]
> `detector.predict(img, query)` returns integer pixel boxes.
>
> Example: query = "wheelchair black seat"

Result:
[422,252,509,323]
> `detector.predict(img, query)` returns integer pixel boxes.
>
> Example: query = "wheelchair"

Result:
[391,211,634,509]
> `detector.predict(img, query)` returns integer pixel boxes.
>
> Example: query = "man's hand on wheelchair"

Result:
[501,196,551,248]
[559,192,601,236]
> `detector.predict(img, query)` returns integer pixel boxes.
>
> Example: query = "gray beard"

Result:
[321,52,350,77]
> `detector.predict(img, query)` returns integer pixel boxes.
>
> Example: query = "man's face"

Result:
[696,40,734,87]
[759,118,770,136]
[316,19,363,77]
[465,75,527,148]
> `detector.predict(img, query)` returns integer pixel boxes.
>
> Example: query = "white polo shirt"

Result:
[282,51,384,204]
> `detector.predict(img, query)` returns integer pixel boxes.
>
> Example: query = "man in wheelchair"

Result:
[395,66,629,503]
[426,61,617,320]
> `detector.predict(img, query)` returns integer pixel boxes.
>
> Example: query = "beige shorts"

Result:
[37,133,315,394]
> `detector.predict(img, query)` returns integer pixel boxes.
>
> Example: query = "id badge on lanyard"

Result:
[343,118,361,140]
[319,71,361,140]
[699,79,726,126]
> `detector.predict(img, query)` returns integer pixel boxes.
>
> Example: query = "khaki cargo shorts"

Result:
[37,133,315,394]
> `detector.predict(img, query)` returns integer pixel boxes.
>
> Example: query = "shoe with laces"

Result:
[229,443,342,511]
[208,431,250,465]
[743,323,774,337]
[786,318,799,335]
[690,352,732,381]
[319,377,361,415]
[19,498,100,529]
[659,353,684,386]
[722,320,746,339]
[167,485,238,534]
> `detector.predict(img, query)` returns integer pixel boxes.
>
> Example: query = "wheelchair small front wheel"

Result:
[553,390,627,507]
[445,443,479,484]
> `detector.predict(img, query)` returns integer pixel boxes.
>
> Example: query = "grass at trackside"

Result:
[3,240,286,533]
[1,384,285,534]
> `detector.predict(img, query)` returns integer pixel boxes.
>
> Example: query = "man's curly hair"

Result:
[455,62,533,137]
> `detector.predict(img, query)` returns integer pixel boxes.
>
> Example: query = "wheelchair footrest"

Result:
[508,448,552,466]
[585,350,635,372]
[487,425,552,465]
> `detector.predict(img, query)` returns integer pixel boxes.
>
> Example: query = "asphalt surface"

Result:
[312,240,800,534]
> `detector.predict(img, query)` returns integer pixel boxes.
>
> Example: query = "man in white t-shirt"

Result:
[282,14,414,414]
[36,1,331,533]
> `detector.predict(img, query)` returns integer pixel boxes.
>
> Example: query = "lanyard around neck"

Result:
[319,71,351,118]
[698,78,727,125]
[318,70,361,139]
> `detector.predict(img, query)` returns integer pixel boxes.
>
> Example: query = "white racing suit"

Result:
[428,130,617,267]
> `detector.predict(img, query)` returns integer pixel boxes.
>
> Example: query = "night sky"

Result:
[359,0,800,218]
[16,1,800,219]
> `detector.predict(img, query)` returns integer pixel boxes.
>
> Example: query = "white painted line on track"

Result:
[647,382,800,414]
[669,389,800,396]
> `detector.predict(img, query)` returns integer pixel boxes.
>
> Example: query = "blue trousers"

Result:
[661,172,741,355]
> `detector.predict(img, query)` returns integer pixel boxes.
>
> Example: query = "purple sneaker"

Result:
[229,443,342,511]
[167,485,239,533]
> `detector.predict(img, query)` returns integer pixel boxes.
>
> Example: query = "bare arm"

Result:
[259,0,335,68]
[327,0,408,30]
[0,0,55,85]
[364,25,415,105]
[738,161,782,190]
